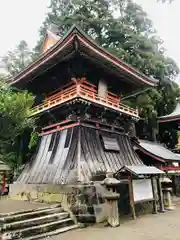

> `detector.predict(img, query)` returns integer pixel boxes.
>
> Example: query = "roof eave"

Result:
[136,143,180,163]
[8,33,75,86]
[136,146,165,163]
[158,116,180,123]
[9,25,158,87]
[117,165,164,176]
[76,29,158,87]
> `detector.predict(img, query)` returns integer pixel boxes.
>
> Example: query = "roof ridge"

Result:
[9,24,158,87]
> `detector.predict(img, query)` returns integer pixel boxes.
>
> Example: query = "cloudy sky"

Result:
[0,0,49,54]
[0,0,179,68]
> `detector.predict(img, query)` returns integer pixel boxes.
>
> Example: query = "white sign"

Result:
[132,179,153,203]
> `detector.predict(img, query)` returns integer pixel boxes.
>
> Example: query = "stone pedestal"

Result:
[163,188,175,210]
[101,173,120,227]
[104,192,120,227]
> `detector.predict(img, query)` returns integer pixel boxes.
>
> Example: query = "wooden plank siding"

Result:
[17,126,142,184]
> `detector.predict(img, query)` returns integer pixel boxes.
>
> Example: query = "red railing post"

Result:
[30,79,139,118]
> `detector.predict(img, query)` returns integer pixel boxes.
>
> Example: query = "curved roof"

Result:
[118,165,164,175]
[41,30,61,53]
[158,103,180,123]
[136,139,180,162]
[9,25,158,89]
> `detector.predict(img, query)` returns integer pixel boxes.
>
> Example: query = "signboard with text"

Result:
[133,179,153,203]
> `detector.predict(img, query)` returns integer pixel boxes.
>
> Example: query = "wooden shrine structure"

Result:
[9,25,160,184]
[158,103,180,124]
[157,103,180,194]
[7,25,169,225]
[158,103,180,149]
[134,139,180,170]
[158,103,180,169]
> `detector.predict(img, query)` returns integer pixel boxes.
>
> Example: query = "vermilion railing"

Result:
[31,78,138,117]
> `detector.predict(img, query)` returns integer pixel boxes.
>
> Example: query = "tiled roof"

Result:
[9,25,158,88]
[136,139,180,162]
[158,103,180,123]
[119,165,164,176]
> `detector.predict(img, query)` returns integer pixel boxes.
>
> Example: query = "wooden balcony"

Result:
[31,78,139,118]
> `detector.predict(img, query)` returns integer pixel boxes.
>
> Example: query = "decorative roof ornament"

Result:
[41,25,61,53]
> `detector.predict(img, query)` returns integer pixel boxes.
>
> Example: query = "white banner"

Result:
[133,179,153,203]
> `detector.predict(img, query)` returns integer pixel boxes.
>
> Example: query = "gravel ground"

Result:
[51,202,180,240]
[1,198,180,240]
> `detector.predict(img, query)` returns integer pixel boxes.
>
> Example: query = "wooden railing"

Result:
[31,78,138,117]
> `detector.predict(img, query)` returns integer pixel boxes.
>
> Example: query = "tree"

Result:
[1,40,33,77]
[34,0,113,53]
[36,0,179,79]
[34,0,179,144]
[0,81,36,169]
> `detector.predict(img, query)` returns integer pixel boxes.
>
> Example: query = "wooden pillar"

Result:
[98,79,107,98]
[157,177,165,212]
[151,177,158,214]
[77,126,82,182]
[1,171,6,194]
[128,174,136,220]
[172,175,177,196]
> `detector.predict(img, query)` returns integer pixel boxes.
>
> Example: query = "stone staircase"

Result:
[0,204,78,239]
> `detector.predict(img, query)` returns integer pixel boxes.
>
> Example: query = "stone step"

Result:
[0,204,61,217]
[1,212,69,231]
[23,225,79,240]
[0,207,64,224]
[2,218,75,239]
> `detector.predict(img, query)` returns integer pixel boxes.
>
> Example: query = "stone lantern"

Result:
[101,173,120,227]
[161,177,174,210]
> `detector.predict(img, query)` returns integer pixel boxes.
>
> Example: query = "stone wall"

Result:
[9,183,107,223]
[9,183,74,203]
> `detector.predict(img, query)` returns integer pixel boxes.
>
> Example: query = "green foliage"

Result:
[35,0,179,78]
[1,40,33,77]
[0,0,178,150]
[34,0,113,53]
[28,131,39,150]
[34,0,180,143]
[177,131,180,139]
[0,87,35,138]
[0,82,36,168]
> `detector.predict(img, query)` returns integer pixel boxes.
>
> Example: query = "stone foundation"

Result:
[9,183,71,203]
[9,183,107,224]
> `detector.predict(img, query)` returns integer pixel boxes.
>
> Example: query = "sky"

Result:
[0,0,179,69]
[0,0,49,55]
[136,0,180,66]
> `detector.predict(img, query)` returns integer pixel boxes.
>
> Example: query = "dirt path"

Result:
[1,199,180,239]
[52,202,180,240]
